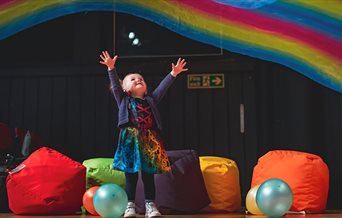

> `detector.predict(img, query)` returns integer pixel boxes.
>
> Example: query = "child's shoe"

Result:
[145,201,161,218]
[124,201,136,218]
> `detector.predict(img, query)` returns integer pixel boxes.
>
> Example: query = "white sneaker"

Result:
[124,201,136,218]
[145,201,162,218]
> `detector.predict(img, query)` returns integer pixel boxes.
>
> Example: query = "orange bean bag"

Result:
[251,150,329,213]
[199,156,241,212]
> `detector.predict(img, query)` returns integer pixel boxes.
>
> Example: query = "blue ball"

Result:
[93,183,128,218]
[256,178,293,217]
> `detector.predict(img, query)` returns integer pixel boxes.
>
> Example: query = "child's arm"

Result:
[151,58,188,104]
[99,51,124,105]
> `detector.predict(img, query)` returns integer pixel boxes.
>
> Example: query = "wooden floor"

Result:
[1,211,342,218]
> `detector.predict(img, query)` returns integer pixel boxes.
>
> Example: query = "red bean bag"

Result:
[251,150,329,213]
[6,147,86,215]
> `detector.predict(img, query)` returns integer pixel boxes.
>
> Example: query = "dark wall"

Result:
[0,12,341,209]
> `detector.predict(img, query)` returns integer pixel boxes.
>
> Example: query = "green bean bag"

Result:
[82,158,125,189]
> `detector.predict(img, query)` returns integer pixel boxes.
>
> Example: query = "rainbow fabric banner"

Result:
[1,0,341,93]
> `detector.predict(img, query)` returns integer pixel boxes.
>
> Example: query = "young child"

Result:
[99,51,188,218]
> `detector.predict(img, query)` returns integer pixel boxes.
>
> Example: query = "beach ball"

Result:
[256,178,293,217]
[93,183,128,218]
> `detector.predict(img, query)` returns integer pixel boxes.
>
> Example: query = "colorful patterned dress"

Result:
[113,96,171,174]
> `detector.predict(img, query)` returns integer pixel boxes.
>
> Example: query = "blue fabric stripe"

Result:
[213,0,277,9]
[256,1,342,41]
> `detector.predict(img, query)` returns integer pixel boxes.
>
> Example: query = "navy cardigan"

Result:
[108,69,176,131]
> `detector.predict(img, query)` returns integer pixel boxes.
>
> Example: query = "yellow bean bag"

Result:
[199,156,241,212]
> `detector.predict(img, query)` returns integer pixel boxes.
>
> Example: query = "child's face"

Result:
[122,73,147,97]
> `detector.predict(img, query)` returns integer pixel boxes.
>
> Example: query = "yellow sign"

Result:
[187,74,224,89]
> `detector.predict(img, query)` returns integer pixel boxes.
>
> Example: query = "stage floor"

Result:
[1,211,342,218]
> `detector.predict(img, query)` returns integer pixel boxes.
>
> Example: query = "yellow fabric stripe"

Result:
[0,0,61,25]
[0,0,123,25]
[292,0,342,20]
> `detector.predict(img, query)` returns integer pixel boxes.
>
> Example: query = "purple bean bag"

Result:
[135,150,210,214]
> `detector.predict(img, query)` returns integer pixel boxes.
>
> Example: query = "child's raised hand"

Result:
[99,51,118,70]
[171,58,188,77]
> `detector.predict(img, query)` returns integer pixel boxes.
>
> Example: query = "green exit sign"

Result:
[187,74,224,89]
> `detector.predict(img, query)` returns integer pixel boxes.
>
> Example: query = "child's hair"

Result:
[109,72,147,94]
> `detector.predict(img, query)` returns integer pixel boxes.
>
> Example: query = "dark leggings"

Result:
[125,171,155,201]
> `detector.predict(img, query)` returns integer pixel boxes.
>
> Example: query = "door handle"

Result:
[240,104,245,133]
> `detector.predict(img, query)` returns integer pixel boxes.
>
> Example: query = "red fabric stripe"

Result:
[0,0,22,8]
[174,0,342,61]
